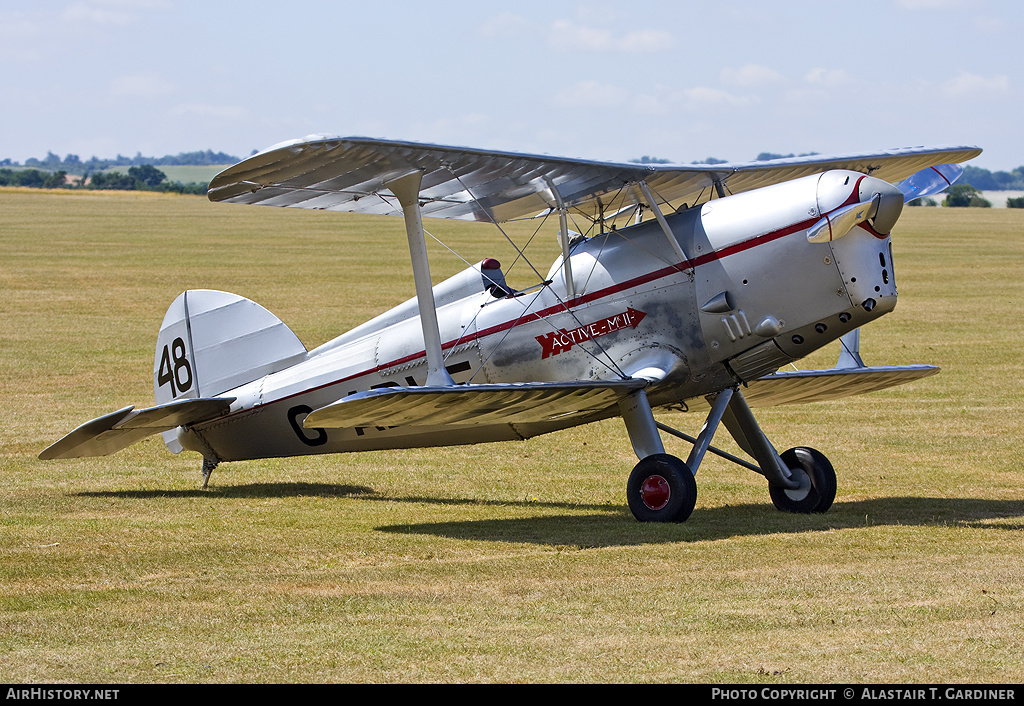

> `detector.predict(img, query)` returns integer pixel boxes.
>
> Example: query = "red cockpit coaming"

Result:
[210,214,820,422]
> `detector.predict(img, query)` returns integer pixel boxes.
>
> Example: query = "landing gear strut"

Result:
[619,385,837,522]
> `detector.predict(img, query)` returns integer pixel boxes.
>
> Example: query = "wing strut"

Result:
[634,181,690,266]
[544,178,576,300]
[384,171,456,387]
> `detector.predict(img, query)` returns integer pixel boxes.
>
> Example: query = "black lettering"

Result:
[287,405,328,446]
[157,337,193,397]
[445,360,472,375]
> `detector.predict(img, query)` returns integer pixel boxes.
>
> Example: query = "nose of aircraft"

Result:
[808,172,905,243]
[857,175,904,235]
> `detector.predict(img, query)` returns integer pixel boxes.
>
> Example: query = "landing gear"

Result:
[618,385,839,522]
[768,447,836,513]
[626,454,696,523]
[618,387,728,523]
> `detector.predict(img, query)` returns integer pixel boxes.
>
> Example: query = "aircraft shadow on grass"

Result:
[77,484,1023,546]
[77,482,375,500]
[374,497,1024,547]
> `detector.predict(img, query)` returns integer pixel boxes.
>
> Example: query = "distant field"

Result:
[97,164,232,185]
[155,164,232,184]
[980,190,1024,208]
[1,189,1021,683]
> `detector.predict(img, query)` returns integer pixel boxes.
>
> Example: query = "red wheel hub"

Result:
[640,475,671,511]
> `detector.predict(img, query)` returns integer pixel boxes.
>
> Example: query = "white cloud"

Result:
[973,15,1007,33]
[804,68,852,87]
[721,64,783,88]
[895,0,964,9]
[618,30,674,53]
[62,0,169,25]
[173,104,249,120]
[683,86,752,108]
[940,71,1010,97]
[550,20,614,50]
[0,11,42,60]
[552,80,627,107]
[109,74,176,98]
[479,12,532,37]
[62,2,131,25]
[0,10,40,40]
[548,20,672,52]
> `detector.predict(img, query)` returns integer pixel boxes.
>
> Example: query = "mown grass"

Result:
[1,189,1022,683]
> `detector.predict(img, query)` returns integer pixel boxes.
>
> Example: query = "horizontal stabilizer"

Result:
[304,380,647,429]
[39,397,235,460]
[742,365,939,407]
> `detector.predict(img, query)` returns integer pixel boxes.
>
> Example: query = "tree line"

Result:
[925,183,1024,208]
[0,150,241,175]
[0,164,207,194]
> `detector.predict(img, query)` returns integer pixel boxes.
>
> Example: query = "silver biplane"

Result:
[40,136,982,522]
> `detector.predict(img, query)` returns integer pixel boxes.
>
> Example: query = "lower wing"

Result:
[304,380,648,429]
[743,365,939,407]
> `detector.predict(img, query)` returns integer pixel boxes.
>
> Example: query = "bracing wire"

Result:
[445,167,629,380]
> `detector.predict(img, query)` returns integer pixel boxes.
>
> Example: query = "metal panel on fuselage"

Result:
[184,299,501,461]
[686,176,849,365]
[474,223,721,412]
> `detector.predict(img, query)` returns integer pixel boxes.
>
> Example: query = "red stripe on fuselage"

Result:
[215,214,819,418]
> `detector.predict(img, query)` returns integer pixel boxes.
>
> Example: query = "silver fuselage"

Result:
[181,170,898,461]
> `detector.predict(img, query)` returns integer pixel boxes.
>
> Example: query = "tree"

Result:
[89,171,136,190]
[127,164,166,187]
[943,184,990,208]
[630,155,673,164]
[42,171,68,189]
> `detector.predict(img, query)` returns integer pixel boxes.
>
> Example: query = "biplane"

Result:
[40,136,982,522]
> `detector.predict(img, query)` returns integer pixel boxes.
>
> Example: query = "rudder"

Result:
[154,290,307,450]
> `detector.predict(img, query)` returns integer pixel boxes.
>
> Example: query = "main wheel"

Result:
[768,446,837,514]
[627,454,697,523]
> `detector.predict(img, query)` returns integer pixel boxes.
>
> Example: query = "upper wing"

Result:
[207,135,981,223]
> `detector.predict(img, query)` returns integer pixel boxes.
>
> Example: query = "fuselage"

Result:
[181,170,899,462]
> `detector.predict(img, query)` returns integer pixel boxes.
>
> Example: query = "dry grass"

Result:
[1,189,1022,683]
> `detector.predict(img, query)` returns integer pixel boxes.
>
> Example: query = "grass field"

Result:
[1,188,1022,683]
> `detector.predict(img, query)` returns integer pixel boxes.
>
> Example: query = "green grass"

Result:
[2,189,1022,683]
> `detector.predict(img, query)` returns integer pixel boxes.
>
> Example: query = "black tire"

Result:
[626,454,697,523]
[768,446,837,513]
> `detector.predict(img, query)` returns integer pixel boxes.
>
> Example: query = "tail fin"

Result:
[155,289,307,403]
[155,290,307,451]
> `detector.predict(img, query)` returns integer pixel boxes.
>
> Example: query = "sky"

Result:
[1,0,1020,171]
